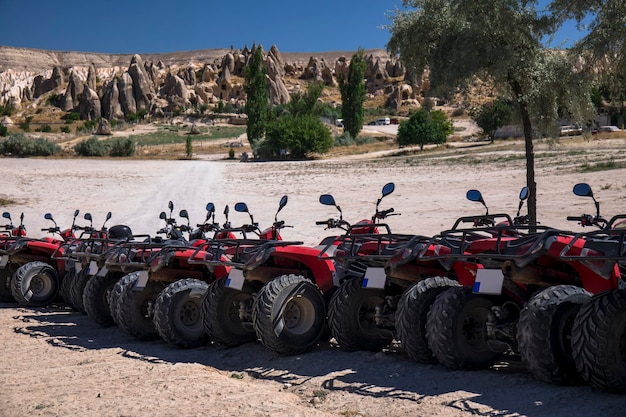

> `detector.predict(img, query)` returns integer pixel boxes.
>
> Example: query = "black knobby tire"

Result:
[201,278,257,347]
[517,285,590,385]
[253,274,327,355]
[11,261,59,307]
[59,270,74,305]
[154,278,209,348]
[0,267,14,302]
[117,278,163,340]
[327,277,391,352]
[426,286,499,370]
[69,269,92,313]
[83,272,123,328]
[396,277,460,364]
[572,289,626,393]
[109,272,139,328]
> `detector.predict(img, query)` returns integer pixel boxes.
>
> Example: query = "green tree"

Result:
[286,81,325,117]
[470,100,514,142]
[397,108,452,150]
[388,0,593,225]
[264,115,333,159]
[244,45,270,150]
[339,48,367,139]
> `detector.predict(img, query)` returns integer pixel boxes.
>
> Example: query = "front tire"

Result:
[427,286,500,370]
[109,272,139,328]
[69,269,91,313]
[11,261,59,307]
[572,289,626,393]
[396,277,460,363]
[253,274,327,355]
[517,285,590,385]
[154,278,209,348]
[0,267,15,302]
[328,277,391,352]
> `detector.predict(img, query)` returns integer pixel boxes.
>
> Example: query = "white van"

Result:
[376,117,390,126]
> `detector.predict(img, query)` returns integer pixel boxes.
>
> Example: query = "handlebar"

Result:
[567,214,607,228]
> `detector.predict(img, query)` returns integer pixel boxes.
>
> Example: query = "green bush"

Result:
[0,132,60,156]
[264,115,333,158]
[108,137,135,157]
[74,137,107,156]
[37,124,53,133]
[0,125,7,137]
[356,135,377,145]
[334,132,355,147]
[0,105,14,116]
[63,112,81,121]
[60,126,71,134]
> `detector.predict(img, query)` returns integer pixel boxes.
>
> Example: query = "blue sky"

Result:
[0,0,586,54]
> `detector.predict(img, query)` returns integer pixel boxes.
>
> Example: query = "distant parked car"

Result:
[559,125,583,136]
[591,125,622,134]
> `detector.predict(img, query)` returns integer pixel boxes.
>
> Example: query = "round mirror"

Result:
[73,209,80,217]
[319,194,336,206]
[159,212,167,220]
[44,213,53,220]
[519,186,529,201]
[234,202,248,213]
[2,212,10,220]
[106,212,112,220]
[84,213,92,221]
[179,209,189,219]
[573,183,593,197]
[382,182,395,197]
[206,203,215,213]
[466,189,484,203]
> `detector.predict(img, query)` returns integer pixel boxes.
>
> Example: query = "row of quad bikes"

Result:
[1,183,626,393]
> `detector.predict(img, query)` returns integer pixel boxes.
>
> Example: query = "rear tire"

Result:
[253,274,327,355]
[69,269,91,313]
[11,261,59,307]
[427,286,499,370]
[109,272,139,328]
[201,278,257,347]
[154,278,209,348]
[0,267,14,302]
[117,279,163,340]
[572,289,626,393]
[396,277,460,363]
[328,277,391,351]
[83,272,123,327]
[59,270,74,305]
[517,285,590,385]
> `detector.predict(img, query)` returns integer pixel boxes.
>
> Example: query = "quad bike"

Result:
[316,182,421,352]
[193,195,336,355]
[106,201,230,348]
[556,183,626,393]
[418,186,620,387]
[4,209,82,307]
[0,211,27,302]
[385,189,533,364]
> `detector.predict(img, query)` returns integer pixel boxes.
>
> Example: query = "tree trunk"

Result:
[511,80,537,226]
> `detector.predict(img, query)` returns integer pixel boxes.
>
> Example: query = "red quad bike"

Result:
[419,186,620,387]
[0,211,27,302]
[195,195,336,355]
[558,183,626,393]
[384,190,532,364]
[6,210,82,307]
[316,182,421,352]
[107,201,229,348]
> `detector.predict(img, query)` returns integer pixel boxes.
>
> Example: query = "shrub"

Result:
[108,137,135,157]
[31,138,61,156]
[334,132,355,147]
[0,125,7,137]
[397,108,453,150]
[60,126,71,134]
[356,135,377,145]
[264,115,333,158]
[0,105,14,116]
[74,137,107,156]
[63,112,81,121]
[38,124,53,133]
[0,132,60,156]
[228,148,235,159]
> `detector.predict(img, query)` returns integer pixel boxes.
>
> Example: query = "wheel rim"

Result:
[554,304,579,359]
[357,295,384,335]
[460,305,490,350]
[178,299,201,326]
[228,292,251,325]
[31,273,53,298]
[283,295,315,335]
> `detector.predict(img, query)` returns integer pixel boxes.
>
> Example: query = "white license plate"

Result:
[75,262,82,273]
[134,270,150,290]
[0,255,8,267]
[225,269,245,290]
[362,267,386,289]
[472,269,504,295]
[87,260,98,275]
[96,265,108,277]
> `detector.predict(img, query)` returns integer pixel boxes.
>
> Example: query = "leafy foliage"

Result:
[0,125,7,137]
[74,137,107,156]
[286,82,325,117]
[108,137,135,157]
[244,45,270,150]
[339,48,366,139]
[0,132,60,156]
[263,115,333,159]
[0,105,14,116]
[470,100,514,142]
[397,109,452,150]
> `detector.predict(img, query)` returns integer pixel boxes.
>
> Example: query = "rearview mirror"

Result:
[382,182,395,197]
[573,183,593,198]
[2,212,10,220]
[234,202,249,213]
[179,209,189,219]
[519,187,529,201]
[466,189,484,203]
[319,194,336,206]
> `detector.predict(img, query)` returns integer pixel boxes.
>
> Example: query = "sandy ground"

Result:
[1,136,626,416]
